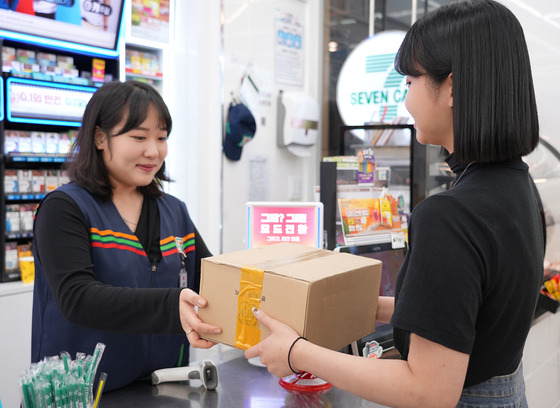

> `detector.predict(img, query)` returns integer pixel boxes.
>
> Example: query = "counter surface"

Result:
[100,354,389,408]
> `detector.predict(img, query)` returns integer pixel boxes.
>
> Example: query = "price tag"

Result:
[391,232,406,249]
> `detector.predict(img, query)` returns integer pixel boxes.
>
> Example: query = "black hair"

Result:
[66,80,172,199]
[395,0,539,164]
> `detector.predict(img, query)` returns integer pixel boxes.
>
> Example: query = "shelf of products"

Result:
[2,40,118,87]
[2,127,74,282]
[1,40,119,283]
[123,44,163,92]
[315,124,415,249]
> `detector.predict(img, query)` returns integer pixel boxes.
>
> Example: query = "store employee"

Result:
[32,80,221,391]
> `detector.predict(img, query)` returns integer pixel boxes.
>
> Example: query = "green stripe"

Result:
[160,237,196,252]
[365,54,395,73]
[384,69,405,88]
[90,234,143,249]
[161,241,176,252]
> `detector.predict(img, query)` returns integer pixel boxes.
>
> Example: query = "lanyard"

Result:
[175,237,188,288]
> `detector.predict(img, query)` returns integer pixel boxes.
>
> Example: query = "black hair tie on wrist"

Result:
[288,336,307,374]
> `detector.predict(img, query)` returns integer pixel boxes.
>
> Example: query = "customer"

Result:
[245,1,544,407]
[32,80,221,392]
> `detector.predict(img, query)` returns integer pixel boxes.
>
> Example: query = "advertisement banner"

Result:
[246,202,323,249]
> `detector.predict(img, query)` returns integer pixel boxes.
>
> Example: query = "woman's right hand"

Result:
[179,289,222,348]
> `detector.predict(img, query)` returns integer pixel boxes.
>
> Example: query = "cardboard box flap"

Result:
[204,243,381,282]
[271,251,380,282]
[204,243,318,269]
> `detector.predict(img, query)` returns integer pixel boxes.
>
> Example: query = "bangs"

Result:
[394,29,425,77]
[114,87,172,136]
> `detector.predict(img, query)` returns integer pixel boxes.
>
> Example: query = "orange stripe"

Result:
[162,245,195,257]
[160,233,195,245]
[91,227,138,241]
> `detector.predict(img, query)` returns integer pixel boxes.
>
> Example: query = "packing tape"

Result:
[235,265,264,350]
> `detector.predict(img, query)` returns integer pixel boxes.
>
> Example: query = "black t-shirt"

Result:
[33,191,212,334]
[391,155,544,388]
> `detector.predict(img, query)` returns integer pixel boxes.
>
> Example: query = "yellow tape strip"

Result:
[235,265,264,350]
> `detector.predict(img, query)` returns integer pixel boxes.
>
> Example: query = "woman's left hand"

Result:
[245,308,301,377]
[179,288,222,349]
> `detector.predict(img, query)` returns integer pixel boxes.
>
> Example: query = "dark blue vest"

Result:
[32,183,197,391]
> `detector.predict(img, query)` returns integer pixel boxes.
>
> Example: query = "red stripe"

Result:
[91,242,146,256]
[162,245,195,257]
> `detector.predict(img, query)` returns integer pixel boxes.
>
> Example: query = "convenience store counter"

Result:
[100,352,389,408]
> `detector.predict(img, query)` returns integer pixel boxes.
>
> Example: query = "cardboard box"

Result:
[199,243,382,351]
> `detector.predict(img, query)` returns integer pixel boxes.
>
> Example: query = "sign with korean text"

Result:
[7,78,97,126]
[246,202,323,249]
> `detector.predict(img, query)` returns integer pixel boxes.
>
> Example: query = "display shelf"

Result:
[125,67,163,80]
[0,279,33,297]
[6,193,47,202]
[1,40,119,283]
[1,39,119,87]
[6,232,33,240]
[338,124,415,212]
[116,0,173,107]
[6,153,67,163]
[320,125,415,250]
[121,42,165,93]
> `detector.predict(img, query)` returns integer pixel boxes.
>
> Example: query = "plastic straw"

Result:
[92,372,107,408]
[19,343,107,408]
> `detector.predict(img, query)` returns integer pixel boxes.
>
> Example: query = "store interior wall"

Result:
[492,0,560,267]
[166,0,224,254]
[164,0,325,255]
[502,0,560,152]
[220,0,324,253]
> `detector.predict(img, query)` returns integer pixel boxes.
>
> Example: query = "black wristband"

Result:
[288,336,307,374]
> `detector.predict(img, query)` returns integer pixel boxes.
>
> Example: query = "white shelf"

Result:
[0,280,33,297]
[125,68,163,81]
